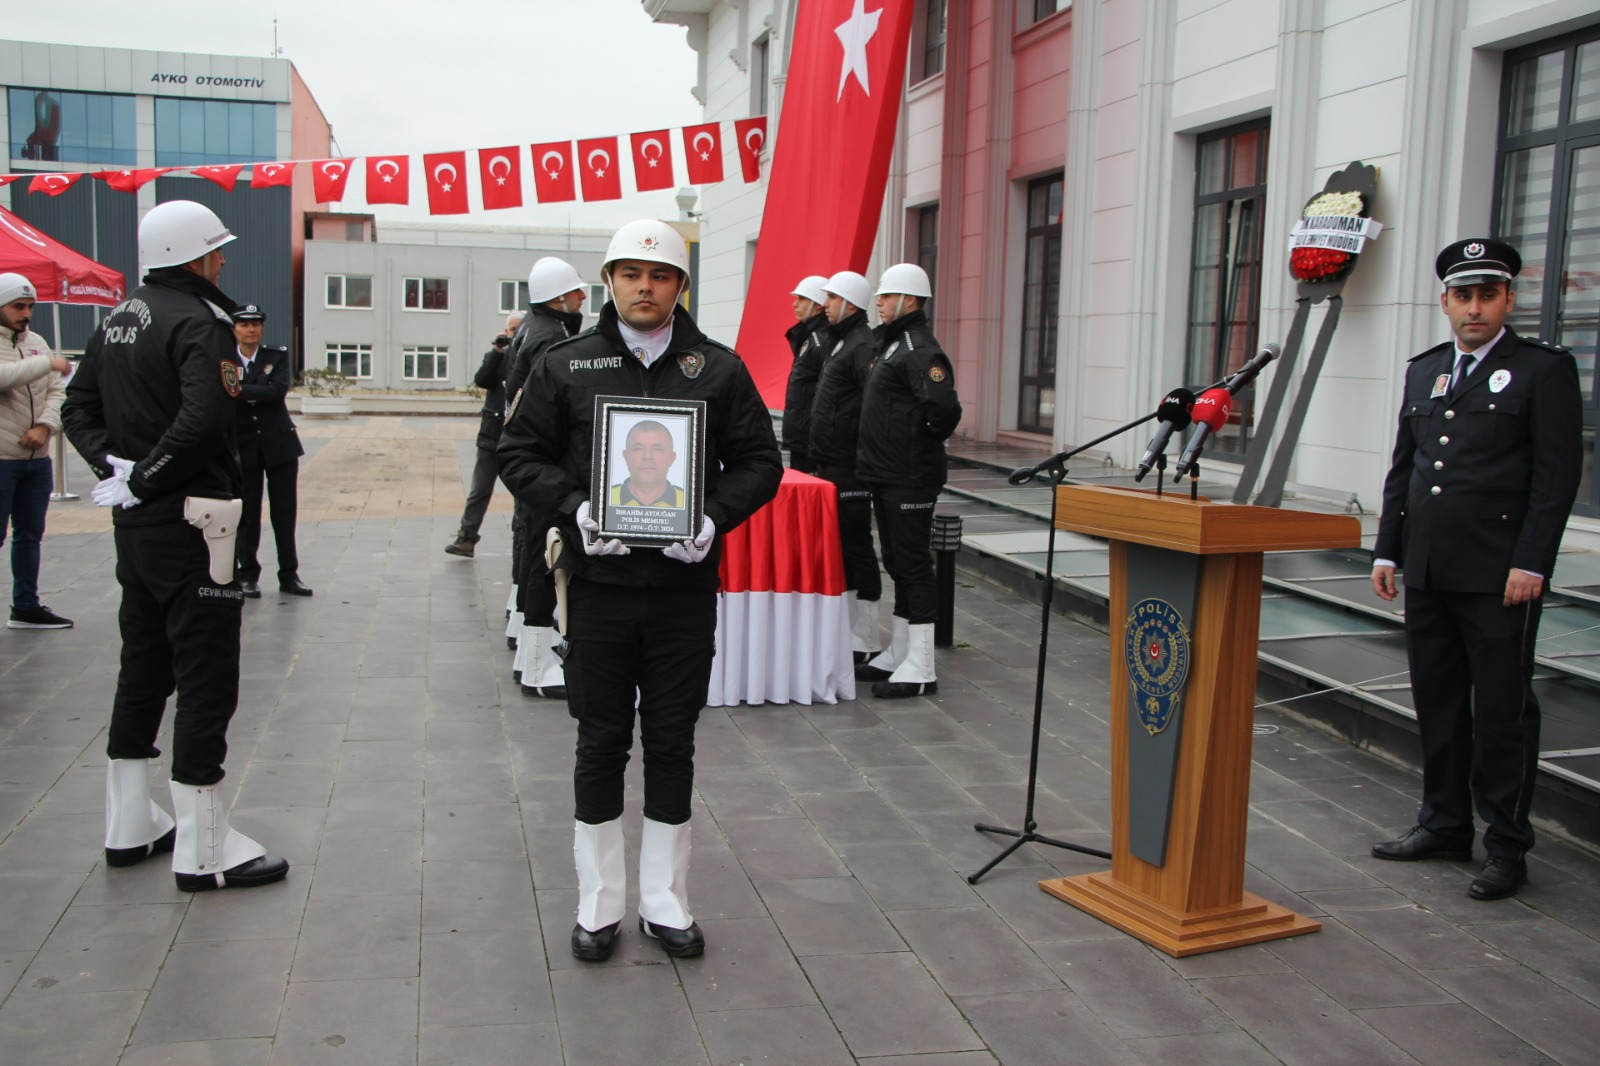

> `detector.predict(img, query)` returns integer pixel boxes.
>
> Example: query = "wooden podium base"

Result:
[1040,872,1322,957]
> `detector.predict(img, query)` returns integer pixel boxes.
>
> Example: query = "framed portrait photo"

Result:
[590,395,707,547]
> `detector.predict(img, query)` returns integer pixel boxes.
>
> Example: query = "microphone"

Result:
[1134,388,1195,482]
[1221,342,1280,393]
[1171,388,1232,481]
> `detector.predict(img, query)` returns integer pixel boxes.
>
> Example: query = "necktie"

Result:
[1451,353,1471,391]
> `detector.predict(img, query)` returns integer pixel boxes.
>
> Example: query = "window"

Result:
[153,98,277,167]
[587,283,610,318]
[403,277,450,312]
[1184,120,1270,459]
[1495,27,1600,516]
[403,345,450,381]
[500,280,530,314]
[1018,177,1063,435]
[1026,0,1066,26]
[922,0,947,79]
[916,204,940,295]
[326,274,373,309]
[751,35,771,116]
[325,343,372,379]
[8,88,136,165]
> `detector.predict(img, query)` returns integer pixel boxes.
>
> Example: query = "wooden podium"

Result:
[1039,484,1360,956]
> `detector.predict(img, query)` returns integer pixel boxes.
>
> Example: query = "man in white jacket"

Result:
[0,272,73,630]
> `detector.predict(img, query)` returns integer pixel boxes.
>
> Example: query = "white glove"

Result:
[92,476,142,509]
[106,454,136,480]
[663,515,716,564]
[575,500,630,557]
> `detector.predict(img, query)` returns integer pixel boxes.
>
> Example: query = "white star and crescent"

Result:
[587,148,611,178]
[488,154,512,186]
[693,131,715,161]
[433,161,457,192]
[541,151,566,180]
[835,0,882,101]
[375,159,400,183]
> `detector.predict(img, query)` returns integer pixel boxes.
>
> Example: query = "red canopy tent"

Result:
[0,204,124,307]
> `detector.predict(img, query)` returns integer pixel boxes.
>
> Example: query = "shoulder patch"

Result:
[220,360,242,397]
[1524,337,1567,353]
[202,299,234,324]
[928,364,948,383]
[698,338,740,358]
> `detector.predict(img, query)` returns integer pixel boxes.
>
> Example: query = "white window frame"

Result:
[499,279,531,314]
[586,283,609,319]
[325,342,372,378]
[402,344,450,381]
[403,276,451,313]
[326,273,374,310]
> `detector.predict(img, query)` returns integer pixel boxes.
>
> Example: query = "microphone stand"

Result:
[969,412,1161,883]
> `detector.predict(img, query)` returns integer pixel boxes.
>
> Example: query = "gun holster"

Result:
[184,497,244,586]
[545,526,571,650]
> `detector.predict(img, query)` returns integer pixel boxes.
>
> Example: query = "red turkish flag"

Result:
[311,159,354,203]
[192,164,245,191]
[734,117,768,184]
[0,174,22,188]
[681,123,724,185]
[93,168,171,192]
[478,147,523,210]
[366,155,410,205]
[250,161,296,188]
[629,130,675,192]
[424,151,470,215]
[28,173,81,196]
[735,0,915,405]
[577,137,622,201]
[531,141,576,203]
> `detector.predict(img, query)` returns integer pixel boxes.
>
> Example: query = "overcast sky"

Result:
[8,0,708,231]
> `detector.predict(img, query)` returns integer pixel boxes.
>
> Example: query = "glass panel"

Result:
[1047,177,1063,225]
[1196,138,1225,196]
[1230,130,1261,189]
[1575,41,1600,122]
[154,98,177,160]
[326,276,342,306]
[9,87,136,164]
[1499,145,1556,324]
[1506,51,1564,137]
[423,279,449,311]
[1560,145,1600,405]
[404,279,420,309]
[346,276,372,308]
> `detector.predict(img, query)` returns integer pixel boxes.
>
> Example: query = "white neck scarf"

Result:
[617,316,674,367]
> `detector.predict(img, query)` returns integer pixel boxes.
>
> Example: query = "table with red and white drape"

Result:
[708,469,857,707]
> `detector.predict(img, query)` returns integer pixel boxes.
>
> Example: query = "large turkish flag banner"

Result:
[531,141,576,203]
[366,155,410,205]
[630,130,675,192]
[478,147,523,210]
[734,0,915,405]
[424,151,470,215]
[682,122,724,185]
[311,159,354,203]
[577,137,623,202]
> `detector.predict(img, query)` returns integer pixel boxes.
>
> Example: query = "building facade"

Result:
[648,0,1599,520]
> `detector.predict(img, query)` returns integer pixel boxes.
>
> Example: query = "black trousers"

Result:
[511,501,558,627]
[458,443,498,539]
[1404,586,1543,858]
[566,578,717,826]
[870,485,938,624]
[237,459,299,582]
[815,463,881,600]
[789,448,816,475]
[106,522,243,786]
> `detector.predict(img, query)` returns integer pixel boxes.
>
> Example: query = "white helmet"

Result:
[603,219,691,279]
[790,275,829,306]
[527,257,588,304]
[139,200,237,270]
[875,262,933,299]
[823,271,872,312]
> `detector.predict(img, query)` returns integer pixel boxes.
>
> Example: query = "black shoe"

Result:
[444,534,477,558]
[1469,855,1528,900]
[1371,825,1472,862]
[853,650,874,665]
[175,854,290,892]
[279,576,313,596]
[855,662,893,682]
[872,679,938,699]
[239,580,262,599]
[639,916,704,958]
[572,921,620,961]
[105,826,176,868]
[8,604,74,629]
[507,635,518,650]
[521,684,567,700]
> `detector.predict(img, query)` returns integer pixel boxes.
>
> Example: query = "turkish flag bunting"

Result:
[250,161,296,188]
[734,0,915,405]
[0,175,21,188]
[734,117,768,184]
[191,164,245,191]
[93,168,171,193]
[424,151,470,215]
[531,141,576,203]
[681,123,724,185]
[630,130,676,192]
[366,155,410,204]
[28,173,81,196]
[478,147,523,210]
[311,159,354,203]
[577,137,623,202]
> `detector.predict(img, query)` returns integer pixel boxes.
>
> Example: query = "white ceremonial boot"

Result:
[512,624,530,681]
[873,622,938,699]
[638,816,703,958]
[105,759,176,867]
[857,615,909,681]
[850,593,882,663]
[521,626,568,699]
[169,781,289,891]
[573,818,626,961]
[505,596,523,649]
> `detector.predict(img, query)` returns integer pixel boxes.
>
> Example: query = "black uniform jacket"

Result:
[781,314,829,451]
[234,344,305,469]
[472,343,507,448]
[502,304,584,407]
[808,312,878,468]
[497,304,782,593]
[1374,328,1582,593]
[856,309,962,491]
[62,268,242,526]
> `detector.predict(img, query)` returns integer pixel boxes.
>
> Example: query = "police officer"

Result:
[782,275,829,474]
[1370,238,1582,901]
[502,259,587,699]
[498,220,781,962]
[446,311,523,558]
[855,264,962,698]
[62,200,288,892]
[230,303,309,598]
[808,270,884,663]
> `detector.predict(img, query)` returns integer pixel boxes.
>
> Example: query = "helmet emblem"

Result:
[1464,242,1485,259]
[640,235,660,252]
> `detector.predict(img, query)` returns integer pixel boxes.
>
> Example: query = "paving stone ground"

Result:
[3,416,1599,1065]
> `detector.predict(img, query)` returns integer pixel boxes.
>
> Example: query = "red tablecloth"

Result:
[709,469,856,706]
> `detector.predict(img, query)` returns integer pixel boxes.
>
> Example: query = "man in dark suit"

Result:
[231,305,310,598]
[1370,238,1582,901]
